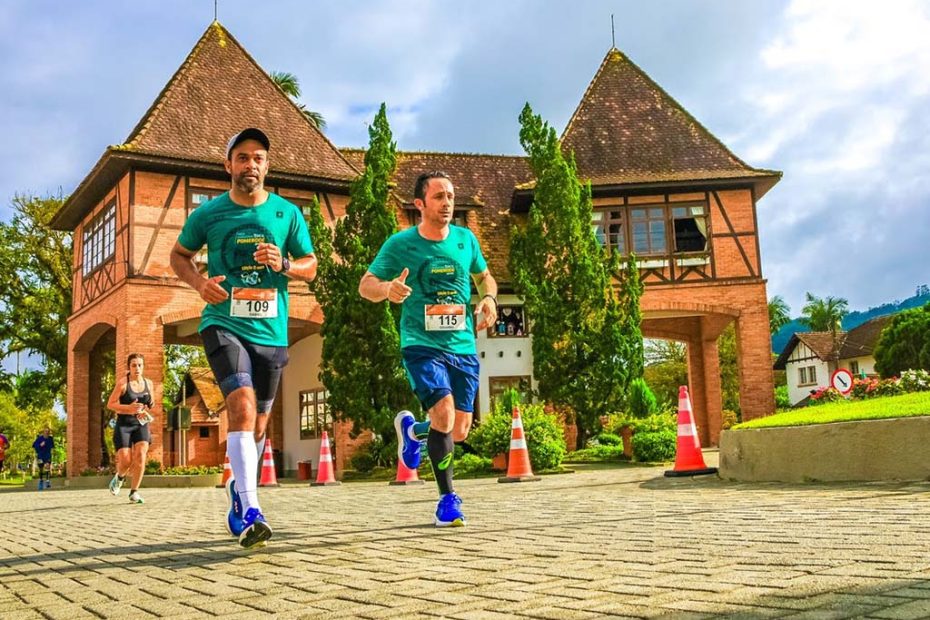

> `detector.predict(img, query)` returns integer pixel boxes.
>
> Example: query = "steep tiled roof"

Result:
[51,22,357,230]
[839,315,893,359]
[121,22,355,180]
[341,149,532,281]
[183,367,225,420]
[773,315,894,370]
[560,49,780,194]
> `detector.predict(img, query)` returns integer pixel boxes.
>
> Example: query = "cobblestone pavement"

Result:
[2,462,930,619]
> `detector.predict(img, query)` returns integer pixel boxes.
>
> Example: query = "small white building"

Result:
[774,315,893,406]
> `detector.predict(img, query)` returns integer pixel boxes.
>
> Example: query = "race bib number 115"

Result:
[424,304,466,331]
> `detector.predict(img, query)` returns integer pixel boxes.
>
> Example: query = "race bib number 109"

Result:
[424,304,466,331]
[230,287,278,319]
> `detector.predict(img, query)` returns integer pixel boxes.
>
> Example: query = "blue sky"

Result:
[2,0,929,322]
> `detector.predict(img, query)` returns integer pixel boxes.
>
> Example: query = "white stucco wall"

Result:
[785,341,833,406]
[282,333,324,473]
[475,294,535,416]
[839,356,876,378]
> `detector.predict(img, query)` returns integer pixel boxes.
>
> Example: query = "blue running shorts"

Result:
[401,345,480,413]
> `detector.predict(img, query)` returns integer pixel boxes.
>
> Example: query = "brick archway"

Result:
[639,285,774,446]
[67,320,117,475]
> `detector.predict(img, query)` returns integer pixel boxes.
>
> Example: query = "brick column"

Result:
[116,310,165,465]
[735,306,776,421]
[686,339,717,447]
[67,348,90,477]
[701,337,723,446]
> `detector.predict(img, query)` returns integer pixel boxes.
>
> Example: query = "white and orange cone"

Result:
[310,430,341,486]
[258,438,279,487]
[665,385,718,477]
[498,405,541,483]
[389,460,424,486]
[216,455,232,488]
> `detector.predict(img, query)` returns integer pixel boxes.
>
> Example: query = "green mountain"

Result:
[771,286,930,354]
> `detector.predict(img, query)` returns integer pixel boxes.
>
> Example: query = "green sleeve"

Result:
[287,206,314,258]
[177,207,206,252]
[368,235,399,281]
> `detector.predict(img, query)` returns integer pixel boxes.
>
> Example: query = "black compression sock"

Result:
[427,428,454,496]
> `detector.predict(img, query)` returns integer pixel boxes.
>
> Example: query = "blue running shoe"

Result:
[394,410,422,470]
[225,478,245,537]
[239,507,273,549]
[435,492,466,527]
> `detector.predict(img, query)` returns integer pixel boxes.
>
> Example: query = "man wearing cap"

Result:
[170,128,317,549]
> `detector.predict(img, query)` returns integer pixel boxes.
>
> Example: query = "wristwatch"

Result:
[280,257,291,274]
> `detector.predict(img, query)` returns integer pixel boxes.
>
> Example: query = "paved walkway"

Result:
[2,462,930,619]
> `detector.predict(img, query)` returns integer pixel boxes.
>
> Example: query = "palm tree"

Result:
[800,292,849,339]
[768,295,791,336]
[269,70,327,131]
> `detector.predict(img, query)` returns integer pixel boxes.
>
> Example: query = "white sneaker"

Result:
[108,474,123,496]
[128,491,144,504]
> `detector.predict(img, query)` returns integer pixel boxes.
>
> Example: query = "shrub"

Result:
[564,444,628,462]
[900,369,930,392]
[629,378,657,419]
[145,458,162,475]
[810,386,844,405]
[629,411,676,435]
[593,432,622,446]
[632,430,677,462]
[850,377,879,400]
[350,436,397,473]
[161,465,222,476]
[456,453,492,475]
[873,377,904,397]
[721,409,739,430]
[470,403,566,471]
[774,385,791,409]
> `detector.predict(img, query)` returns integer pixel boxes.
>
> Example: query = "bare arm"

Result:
[359,268,411,304]
[472,269,498,331]
[169,242,228,303]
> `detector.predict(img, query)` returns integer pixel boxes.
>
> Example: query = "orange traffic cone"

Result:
[389,460,424,486]
[665,385,718,477]
[216,455,232,488]
[259,438,279,487]
[310,431,341,486]
[498,405,541,483]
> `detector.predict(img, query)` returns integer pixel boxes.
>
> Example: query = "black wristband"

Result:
[482,294,498,308]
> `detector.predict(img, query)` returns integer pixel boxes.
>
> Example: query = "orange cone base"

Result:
[664,466,718,477]
[309,480,342,487]
[497,474,541,483]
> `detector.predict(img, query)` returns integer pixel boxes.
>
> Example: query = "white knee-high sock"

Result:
[228,431,260,513]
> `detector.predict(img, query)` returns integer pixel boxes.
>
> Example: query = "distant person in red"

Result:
[32,427,54,490]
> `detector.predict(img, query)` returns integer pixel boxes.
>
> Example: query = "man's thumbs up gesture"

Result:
[386,267,412,303]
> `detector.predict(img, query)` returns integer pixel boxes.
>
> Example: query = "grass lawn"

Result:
[734,391,930,430]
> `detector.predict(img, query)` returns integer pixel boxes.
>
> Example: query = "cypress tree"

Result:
[511,104,643,449]
[306,104,417,439]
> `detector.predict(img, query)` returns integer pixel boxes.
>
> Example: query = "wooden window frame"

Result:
[81,200,116,276]
[487,304,529,338]
[671,203,709,254]
[592,206,627,255]
[488,376,532,410]
[299,388,330,440]
[186,187,224,217]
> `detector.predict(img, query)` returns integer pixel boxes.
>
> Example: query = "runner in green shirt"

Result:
[360,171,498,526]
[171,128,318,548]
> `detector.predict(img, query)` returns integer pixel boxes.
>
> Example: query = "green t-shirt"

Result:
[368,225,488,354]
[177,192,314,347]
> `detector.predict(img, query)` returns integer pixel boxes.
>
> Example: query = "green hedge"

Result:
[469,403,566,471]
[632,430,677,462]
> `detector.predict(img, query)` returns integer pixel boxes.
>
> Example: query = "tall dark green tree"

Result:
[510,104,643,449]
[0,193,72,400]
[873,303,930,377]
[305,104,417,438]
